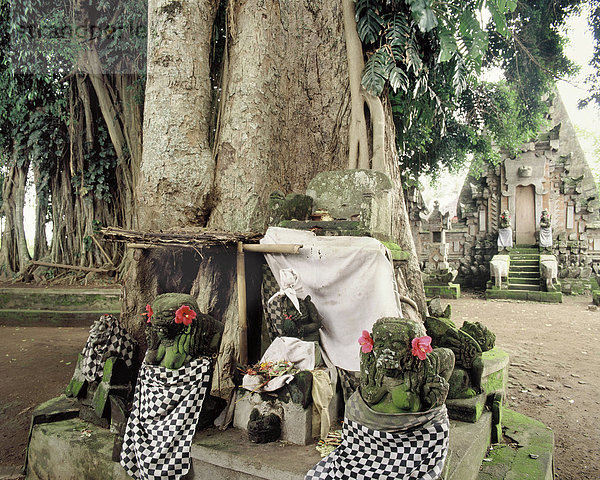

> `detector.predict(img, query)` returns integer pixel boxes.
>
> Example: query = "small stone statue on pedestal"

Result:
[497,210,513,252]
[539,209,553,252]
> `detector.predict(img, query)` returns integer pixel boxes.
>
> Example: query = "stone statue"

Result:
[540,209,551,228]
[499,210,511,229]
[145,293,224,370]
[497,210,513,252]
[280,295,322,342]
[539,209,553,251]
[460,321,495,352]
[359,318,454,413]
[424,315,488,398]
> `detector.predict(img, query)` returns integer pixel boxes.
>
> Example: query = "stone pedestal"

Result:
[233,386,342,446]
[424,283,461,299]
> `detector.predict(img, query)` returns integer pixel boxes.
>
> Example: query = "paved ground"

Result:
[0,293,598,479]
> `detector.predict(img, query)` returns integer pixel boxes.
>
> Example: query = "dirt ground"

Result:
[0,293,598,479]
[449,293,600,480]
[0,326,90,468]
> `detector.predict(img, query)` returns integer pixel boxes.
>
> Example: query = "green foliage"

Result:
[0,0,68,212]
[79,125,118,202]
[354,0,587,184]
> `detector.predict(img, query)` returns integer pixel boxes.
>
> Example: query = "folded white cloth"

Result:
[497,228,513,248]
[539,227,553,248]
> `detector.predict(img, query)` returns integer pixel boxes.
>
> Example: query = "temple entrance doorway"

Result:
[515,185,536,244]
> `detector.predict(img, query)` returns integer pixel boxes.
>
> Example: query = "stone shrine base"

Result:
[25,405,553,480]
[425,283,461,299]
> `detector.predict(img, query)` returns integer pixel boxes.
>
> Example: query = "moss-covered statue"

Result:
[359,318,454,413]
[144,293,224,370]
[499,210,511,229]
[540,209,551,228]
[424,314,495,399]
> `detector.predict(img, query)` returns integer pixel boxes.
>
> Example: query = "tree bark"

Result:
[0,155,31,276]
[136,0,219,229]
[33,166,49,260]
[126,0,427,396]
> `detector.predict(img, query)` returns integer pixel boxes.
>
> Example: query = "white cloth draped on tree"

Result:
[260,227,402,372]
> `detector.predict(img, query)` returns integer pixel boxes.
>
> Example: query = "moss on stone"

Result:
[380,241,411,261]
[424,284,460,299]
[482,370,506,395]
[479,408,554,480]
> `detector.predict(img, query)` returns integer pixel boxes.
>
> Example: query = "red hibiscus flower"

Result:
[175,305,197,326]
[411,335,433,360]
[358,330,374,353]
[143,304,154,323]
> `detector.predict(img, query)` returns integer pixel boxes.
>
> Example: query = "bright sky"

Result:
[557,4,600,161]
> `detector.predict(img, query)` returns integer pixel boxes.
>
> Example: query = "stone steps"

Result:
[508,279,540,287]
[510,264,539,271]
[0,287,121,327]
[508,272,539,279]
[507,284,540,292]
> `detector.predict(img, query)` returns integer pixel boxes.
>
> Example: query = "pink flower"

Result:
[175,305,197,326]
[143,304,154,324]
[411,336,433,360]
[358,330,374,353]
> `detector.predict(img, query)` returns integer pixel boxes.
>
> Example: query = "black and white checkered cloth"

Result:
[120,357,212,480]
[305,393,449,480]
[80,314,135,383]
[262,265,287,340]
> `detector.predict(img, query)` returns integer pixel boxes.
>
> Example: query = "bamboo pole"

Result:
[126,242,303,254]
[236,241,248,365]
[242,244,302,254]
[91,235,115,265]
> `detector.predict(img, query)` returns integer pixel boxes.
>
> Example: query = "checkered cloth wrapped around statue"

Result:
[306,317,454,480]
[120,357,212,480]
[80,314,135,383]
[120,293,224,480]
[305,392,449,480]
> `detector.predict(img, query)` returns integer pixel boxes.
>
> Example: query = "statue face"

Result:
[371,318,426,372]
[148,293,199,343]
[152,320,183,342]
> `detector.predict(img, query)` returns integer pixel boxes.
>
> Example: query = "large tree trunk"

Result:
[0,155,31,276]
[125,0,426,396]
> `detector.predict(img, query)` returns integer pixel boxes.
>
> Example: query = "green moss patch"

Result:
[478,408,554,480]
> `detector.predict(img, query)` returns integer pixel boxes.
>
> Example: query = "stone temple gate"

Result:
[410,92,600,296]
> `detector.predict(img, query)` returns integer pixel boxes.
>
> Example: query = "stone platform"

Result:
[425,283,461,299]
[26,414,492,480]
[24,406,552,480]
